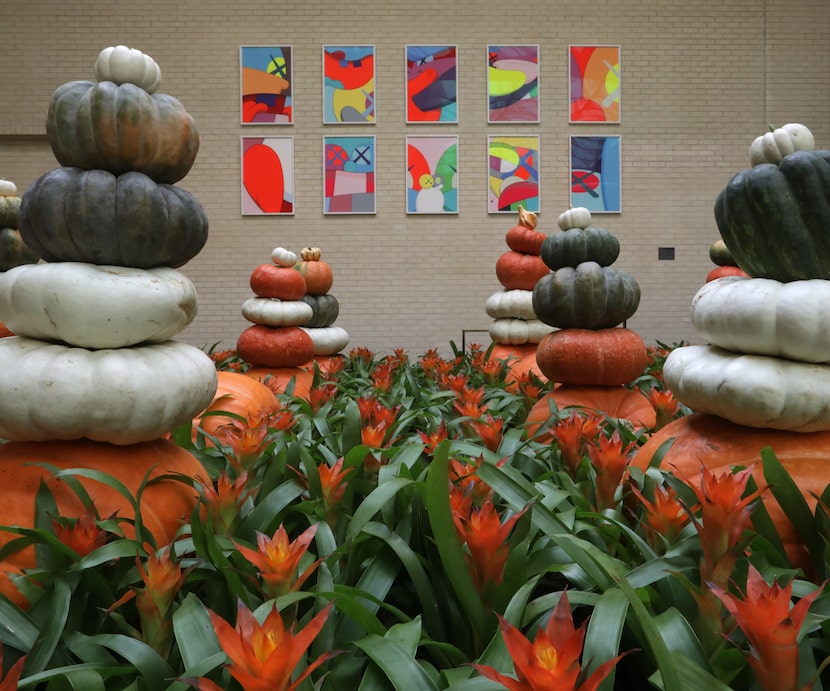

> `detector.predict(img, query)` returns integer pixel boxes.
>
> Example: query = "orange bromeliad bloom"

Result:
[217,412,272,470]
[550,412,592,476]
[0,645,25,691]
[318,458,355,513]
[587,429,634,511]
[467,414,504,452]
[199,471,258,535]
[52,505,109,557]
[418,421,449,457]
[234,523,320,598]
[473,591,627,691]
[631,483,692,547]
[453,385,488,419]
[646,387,680,429]
[709,563,823,691]
[308,382,338,413]
[188,601,335,691]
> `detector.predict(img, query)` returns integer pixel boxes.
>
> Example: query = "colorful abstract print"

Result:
[570,135,621,212]
[323,45,375,124]
[569,45,620,123]
[241,137,294,215]
[488,136,540,213]
[324,136,376,213]
[240,46,293,124]
[487,45,539,123]
[406,45,458,123]
[406,136,458,213]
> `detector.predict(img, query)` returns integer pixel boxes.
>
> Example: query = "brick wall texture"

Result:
[1,0,828,356]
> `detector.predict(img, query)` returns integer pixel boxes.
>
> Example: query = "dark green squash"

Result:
[19,167,208,268]
[540,227,620,270]
[0,196,20,230]
[301,294,340,328]
[714,149,830,282]
[46,80,199,184]
[0,228,39,271]
[532,261,640,330]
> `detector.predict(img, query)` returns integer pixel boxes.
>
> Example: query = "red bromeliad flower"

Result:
[513,371,545,401]
[199,471,258,535]
[234,523,320,598]
[52,505,109,557]
[308,382,338,413]
[134,547,186,654]
[467,414,504,452]
[0,645,25,691]
[217,412,272,470]
[349,346,375,366]
[454,385,488,419]
[472,591,628,691]
[709,564,823,691]
[186,600,336,691]
[318,458,355,514]
[418,421,449,457]
[631,483,693,548]
[371,359,397,393]
[550,413,588,476]
[449,455,499,506]
[357,397,400,470]
[270,409,296,432]
[587,429,634,511]
[646,387,680,429]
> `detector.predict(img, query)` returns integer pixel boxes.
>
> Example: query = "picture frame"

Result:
[488,134,540,213]
[239,45,293,125]
[241,136,294,215]
[487,45,539,123]
[568,45,621,123]
[406,135,459,214]
[570,134,621,213]
[323,135,376,214]
[405,45,458,124]
[323,45,376,124]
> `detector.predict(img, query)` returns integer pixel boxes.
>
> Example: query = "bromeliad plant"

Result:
[0,341,828,690]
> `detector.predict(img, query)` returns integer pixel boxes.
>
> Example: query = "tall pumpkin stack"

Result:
[486,206,553,362]
[525,206,656,436]
[0,46,216,606]
[634,123,830,570]
[0,178,39,336]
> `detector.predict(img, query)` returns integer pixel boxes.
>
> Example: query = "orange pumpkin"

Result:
[705,265,749,282]
[495,251,549,291]
[249,264,306,300]
[535,328,648,386]
[0,438,205,608]
[526,385,656,441]
[244,366,314,399]
[192,371,280,442]
[486,342,538,364]
[504,352,549,391]
[505,224,545,256]
[294,248,334,296]
[0,321,13,338]
[633,413,830,573]
[237,325,315,368]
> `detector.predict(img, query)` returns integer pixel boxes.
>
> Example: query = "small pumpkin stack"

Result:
[526,206,655,436]
[635,123,830,569]
[0,178,39,337]
[486,206,553,363]
[0,46,216,605]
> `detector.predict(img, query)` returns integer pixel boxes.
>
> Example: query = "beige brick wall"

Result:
[1,0,828,356]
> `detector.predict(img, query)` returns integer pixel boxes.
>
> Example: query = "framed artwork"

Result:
[239,46,293,124]
[406,135,458,214]
[570,135,621,213]
[487,45,539,123]
[241,136,294,215]
[324,135,376,214]
[488,135,540,213]
[405,45,458,123]
[569,45,621,123]
[323,45,376,124]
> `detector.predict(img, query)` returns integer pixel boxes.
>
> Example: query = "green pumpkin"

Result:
[19,167,208,268]
[301,294,340,328]
[532,261,641,330]
[714,150,830,281]
[0,228,39,271]
[46,80,199,184]
[0,196,20,230]
[708,239,737,267]
[540,227,620,270]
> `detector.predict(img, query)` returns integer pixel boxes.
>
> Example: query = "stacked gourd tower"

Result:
[0,46,216,605]
[634,123,830,569]
[486,206,553,362]
[238,246,349,395]
[526,206,655,435]
[0,178,38,336]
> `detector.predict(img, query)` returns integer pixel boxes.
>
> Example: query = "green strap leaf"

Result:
[354,634,440,691]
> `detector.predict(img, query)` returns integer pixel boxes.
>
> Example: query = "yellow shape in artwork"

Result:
[487,66,525,97]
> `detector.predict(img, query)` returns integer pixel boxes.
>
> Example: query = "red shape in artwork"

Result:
[243,144,285,213]
[571,97,607,122]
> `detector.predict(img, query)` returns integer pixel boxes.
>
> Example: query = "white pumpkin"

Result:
[489,318,553,345]
[0,262,198,349]
[0,179,17,197]
[93,45,162,94]
[485,289,537,320]
[664,344,830,432]
[271,246,298,267]
[300,325,350,355]
[0,338,218,444]
[691,276,830,363]
[749,123,815,166]
[557,207,592,231]
[241,297,313,326]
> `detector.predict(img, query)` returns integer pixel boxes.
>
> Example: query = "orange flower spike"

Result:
[647,387,680,429]
[199,471,257,535]
[449,456,496,506]
[473,592,628,691]
[587,429,634,511]
[308,383,338,413]
[443,373,470,394]
[136,548,185,619]
[193,600,335,691]
[631,484,692,547]
[709,564,824,691]
[418,421,449,457]
[477,357,505,385]
[270,409,296,433]
[52,505,108,557]
[0,645,25,691]
[318,458,355,511]
[459,500,525,593]
[515,372,544,401]
[235,523,320,598]
[349,346,374,365]
[218,415,271,470]
[551,413,586,476]
[371,359,396,393]
[468,414,505,452]
[454,386,488,419]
